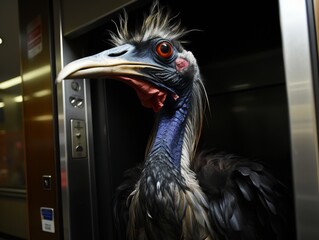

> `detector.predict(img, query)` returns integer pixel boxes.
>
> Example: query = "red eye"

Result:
[156,41,173,58]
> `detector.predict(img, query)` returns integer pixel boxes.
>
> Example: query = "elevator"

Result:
[1,0,317,239]
[53,0,319,239]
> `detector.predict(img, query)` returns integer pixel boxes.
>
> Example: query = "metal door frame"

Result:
[279,0,319,239]
[53,0,319,239]
[52,0,142,239]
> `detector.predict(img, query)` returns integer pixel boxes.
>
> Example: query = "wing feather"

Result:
[192,150,292,240]
[113,164,143,239]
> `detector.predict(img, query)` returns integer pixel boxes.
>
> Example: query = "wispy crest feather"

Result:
[109,1,189,46]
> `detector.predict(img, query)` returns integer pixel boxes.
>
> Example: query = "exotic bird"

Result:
[57,2,289,240]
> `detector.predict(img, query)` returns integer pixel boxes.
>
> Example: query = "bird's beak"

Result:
[56,44,177,112]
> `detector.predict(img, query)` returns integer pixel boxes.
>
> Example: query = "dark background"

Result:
[84,0,295,239]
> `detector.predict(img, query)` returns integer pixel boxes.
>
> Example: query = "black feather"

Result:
[192,149,291,240]
[113,164,143,240]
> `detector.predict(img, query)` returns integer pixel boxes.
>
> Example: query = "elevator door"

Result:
[82,0,296,239]
[56,0,302,239]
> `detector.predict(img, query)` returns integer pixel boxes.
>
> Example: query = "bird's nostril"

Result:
[109,50,128,57]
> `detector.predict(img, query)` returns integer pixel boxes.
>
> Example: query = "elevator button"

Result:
[42,175,52,190]
[69,96,84,108]
[70,119,87,158]
[76,99,83,108]
[71,81,81,91]
[70,97,76,106]
[75,145,83,152]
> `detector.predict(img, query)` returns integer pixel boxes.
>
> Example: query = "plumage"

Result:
[56,1,290,239]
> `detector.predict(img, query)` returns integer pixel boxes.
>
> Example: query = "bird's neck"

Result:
[146,94,191,169]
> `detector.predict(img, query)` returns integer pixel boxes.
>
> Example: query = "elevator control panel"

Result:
[70,119,87,158]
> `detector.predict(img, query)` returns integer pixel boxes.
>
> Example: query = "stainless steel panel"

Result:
[61,0,140,37]
[314,0,319,50]
[0,0,25,190]
[1,0,27,239]
[54,0,150,237]
[279,0,319,239]
[58,78,98,240]
[70,119,87,158]
[0,192,27,238]
[201,49,285,95]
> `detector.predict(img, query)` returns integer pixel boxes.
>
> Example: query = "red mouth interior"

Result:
[117,76,168,112]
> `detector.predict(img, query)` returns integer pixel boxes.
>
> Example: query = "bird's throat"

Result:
[138,95,191,221]
[147,96,190,169]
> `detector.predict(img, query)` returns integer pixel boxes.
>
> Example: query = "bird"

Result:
[56,1,290,239]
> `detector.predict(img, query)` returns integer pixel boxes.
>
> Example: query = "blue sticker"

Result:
[40,207,55,233]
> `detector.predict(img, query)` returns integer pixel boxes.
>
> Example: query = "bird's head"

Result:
[56,2,203,113]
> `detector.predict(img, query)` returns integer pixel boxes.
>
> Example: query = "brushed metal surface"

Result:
[279,0,319,239]
[18,0,61,238]
[61,0,139,37]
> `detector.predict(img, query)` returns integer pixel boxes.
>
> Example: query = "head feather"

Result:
[109,1,190,46]
[109,1,210,163]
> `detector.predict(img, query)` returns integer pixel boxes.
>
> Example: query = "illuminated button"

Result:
[69,97,76,106]
[76,99,84,108]
[69,97,84,108]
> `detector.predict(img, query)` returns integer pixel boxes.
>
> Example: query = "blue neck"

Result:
[147,95,190,169]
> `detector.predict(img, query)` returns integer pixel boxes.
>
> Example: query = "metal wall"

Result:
[54,0,299,240]
[2,0,318,239]
[18,0,61,239]
[53,1,146,239]
[0,0,27,238]
[279,0,319,239]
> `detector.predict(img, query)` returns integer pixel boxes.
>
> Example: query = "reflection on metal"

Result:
[0,188,26,198]
[58,78,98,239]
[33,89,51,98]
[19,0,62,238]
[201,48,285,95]
[13,95,23,102]
[0,69,25,189]
[22,64,50,82]
[314,0,319,51]
[279,0,319,239]
[0,1,27,238]
[61,0,138,37]
[32,115,53,122]
[0,76,22,89]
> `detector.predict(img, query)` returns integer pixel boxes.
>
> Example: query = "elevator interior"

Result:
[55,0,299,239]
[2,0,319,239]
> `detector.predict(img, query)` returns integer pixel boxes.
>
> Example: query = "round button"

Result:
[71,81,81,91]
[69,97,76,106]
[76,99,84,108]
[75,145,83,152]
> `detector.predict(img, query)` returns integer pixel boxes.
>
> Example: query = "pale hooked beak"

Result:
[56,44,178,112]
